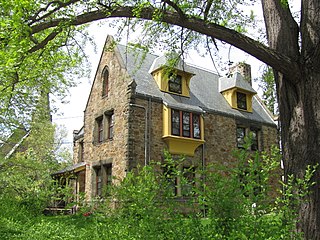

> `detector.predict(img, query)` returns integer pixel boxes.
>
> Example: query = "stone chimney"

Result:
[229,62,252,85]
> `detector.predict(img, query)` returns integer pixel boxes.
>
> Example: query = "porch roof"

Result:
[52,162,87,176]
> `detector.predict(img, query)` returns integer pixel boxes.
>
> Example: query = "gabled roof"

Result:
[219,72,257,94]
[116,44,275,126]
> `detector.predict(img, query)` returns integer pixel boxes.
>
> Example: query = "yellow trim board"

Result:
[162,135,205,156]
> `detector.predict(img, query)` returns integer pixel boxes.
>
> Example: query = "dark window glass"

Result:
[181,167,196,197]
[79,141,84,162]
[97,118,104,143]
[172,109,180,136]
[193,114,201,139]
[108,114,114,139]
[104,164,112,195]
[237,127,246,148]
[163,167,178,196]
[251,130,259,151]
[96,168,102,196]
[171,109,201,139]
[102,68,109,97]
[237,92,247,110]
[182,112,190,137]
[169,74,182,94]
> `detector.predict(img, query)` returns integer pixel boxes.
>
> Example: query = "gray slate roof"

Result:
[117,45,275,126]
[149,55,195,74]
[219,72,257,94]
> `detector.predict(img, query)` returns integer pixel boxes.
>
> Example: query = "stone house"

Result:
[60,36,277,201]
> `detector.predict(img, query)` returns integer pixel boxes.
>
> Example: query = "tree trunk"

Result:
[262,0,320,238]
[280,70,320,239]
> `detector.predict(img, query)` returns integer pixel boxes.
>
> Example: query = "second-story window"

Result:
[193,114,201,139]
[169,73,182,94]
[236,126,246,148]
[171,109,201,139]
[97,117,104,143]
[250,129,259,151]
[79,140,84,162]
[102,67,109,97]
[237,92,247,110]
[95,111,114,144]
[108,113,114,140]
[236,126,260,150]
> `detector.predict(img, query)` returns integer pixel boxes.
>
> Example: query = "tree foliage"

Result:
[256,66,277,115]
[1,148,314,239]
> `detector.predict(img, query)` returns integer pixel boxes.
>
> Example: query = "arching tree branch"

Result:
[29,5,300,80]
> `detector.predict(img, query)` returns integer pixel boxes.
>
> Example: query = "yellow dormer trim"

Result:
[222,88,255,112]
[152,69,192,97]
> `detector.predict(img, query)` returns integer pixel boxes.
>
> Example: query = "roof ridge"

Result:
[186,62,219,75]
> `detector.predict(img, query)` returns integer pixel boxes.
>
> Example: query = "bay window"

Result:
[171,109,201,139]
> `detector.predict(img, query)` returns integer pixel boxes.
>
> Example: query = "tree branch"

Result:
[29,0,80,25]
[161,0,186,19]
[29,5,300,80]
[28,30,61,53]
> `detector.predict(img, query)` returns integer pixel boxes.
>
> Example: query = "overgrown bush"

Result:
[0,145,316,239]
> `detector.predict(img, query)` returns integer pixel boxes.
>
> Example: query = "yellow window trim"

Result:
[162,135,205,156]
[152,68,193,97]
[222,88,255,112]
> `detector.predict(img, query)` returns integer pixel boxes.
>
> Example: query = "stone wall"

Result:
[129,96,278,172]
[128,97,166,168]
[81,44,132,200]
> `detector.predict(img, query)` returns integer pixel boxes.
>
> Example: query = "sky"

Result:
[51,7,269,150]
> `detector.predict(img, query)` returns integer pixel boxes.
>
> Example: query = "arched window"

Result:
[102,67,109,97]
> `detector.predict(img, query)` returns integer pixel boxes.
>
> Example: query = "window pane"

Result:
[96,168,102,196]
[97,118,103,143]
[169,74,182,94]
[104,164,112,195]
[237,92,247,110]
[181,167,196,197]
[163,167,178,196]
[193,114,201,139]
[108,114,114,139]
[251,130,258,151]
[237,127,246,148]
[172,109,180,136]
[102,68,109,96]
[182,112,190,137]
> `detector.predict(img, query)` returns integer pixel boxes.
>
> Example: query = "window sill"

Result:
[93,139,113,145]
[162,135,205,156]
[232,106,253,113]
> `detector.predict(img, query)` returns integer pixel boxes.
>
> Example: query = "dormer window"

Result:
[169,74,182,94]
[149,56,194,97]
[219,70,256,113]
[236,92,247,110]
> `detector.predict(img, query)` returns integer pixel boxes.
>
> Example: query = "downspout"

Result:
[129,103,148,166]
[202,143,206,218]
[148,97,152,164]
